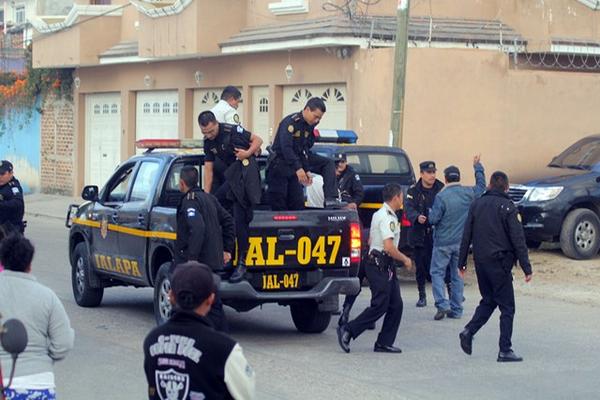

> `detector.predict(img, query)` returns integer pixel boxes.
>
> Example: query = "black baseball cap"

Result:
[0,160,13,174]
[419,161,436,172]
[171,262,217,310]
[444,165,461,180]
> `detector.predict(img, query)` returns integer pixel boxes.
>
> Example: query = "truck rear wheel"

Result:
[290,301,332,333]
[153,262,173,325]
[560,209,600,260]
[71,243,104,307]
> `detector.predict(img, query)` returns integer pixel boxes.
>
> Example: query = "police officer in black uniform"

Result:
[458,171,533,362]
[199,111,263,283]
[175,166,235,331]
[337,184,413,353]
[0,160,25,236]
[334,153,364,210]
[144,262,255,400]
[267,97,343,210]
[405,161,445,307]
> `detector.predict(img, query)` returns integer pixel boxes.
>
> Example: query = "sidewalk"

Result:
[24,193,80,221]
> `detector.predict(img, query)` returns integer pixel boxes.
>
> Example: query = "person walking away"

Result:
[458,171,533,362]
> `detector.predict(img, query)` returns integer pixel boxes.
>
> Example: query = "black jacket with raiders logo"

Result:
[0,177,24,234]
[143,311,254,400]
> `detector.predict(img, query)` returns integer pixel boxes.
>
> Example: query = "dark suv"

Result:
[509,135,600,259]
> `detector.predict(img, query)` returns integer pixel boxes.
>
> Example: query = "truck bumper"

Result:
[219,276,360,301]
[518,202,566,242]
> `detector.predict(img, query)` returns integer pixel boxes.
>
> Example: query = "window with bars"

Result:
[94,105,101,114]
[202,92,220,105]
[143,103,150,113]
[173,102,178,114]
[259,97,269,113]
[163,102,170,114]
[102,104,109,114]
[111,104,118,114]
[291,89,312,103]
[153,102,160,113]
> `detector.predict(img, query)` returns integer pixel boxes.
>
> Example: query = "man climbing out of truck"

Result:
[266,97,345,210]
[198,111,263,283]
[175,165,236,331]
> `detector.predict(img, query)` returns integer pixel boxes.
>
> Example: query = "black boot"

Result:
[416,290,427,307]
[338,303,351,327]
[229,259,247,283]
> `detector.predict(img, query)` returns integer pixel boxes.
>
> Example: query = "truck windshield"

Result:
[549,137,600,170]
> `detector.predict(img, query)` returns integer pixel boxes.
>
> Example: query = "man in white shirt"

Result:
[211,86,242,125]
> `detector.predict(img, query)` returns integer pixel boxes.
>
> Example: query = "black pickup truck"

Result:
[66,137,415,333]
[509,135,600,259]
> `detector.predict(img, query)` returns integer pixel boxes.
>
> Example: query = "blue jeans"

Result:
[430,244,464,316]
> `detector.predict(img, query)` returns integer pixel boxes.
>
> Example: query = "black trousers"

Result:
[342,259,367,311]
[267,152,337,211]
[346,260,403,346]
[465,260,516,352]
[413,238,433,292]
[213,182,253,262]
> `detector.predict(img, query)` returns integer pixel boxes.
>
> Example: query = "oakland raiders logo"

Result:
[100,216,109,239]
[155,369,190,400]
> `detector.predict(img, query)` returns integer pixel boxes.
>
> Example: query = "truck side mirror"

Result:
[82,185,99,201]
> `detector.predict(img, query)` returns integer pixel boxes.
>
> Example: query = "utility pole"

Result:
[389,0,410,148]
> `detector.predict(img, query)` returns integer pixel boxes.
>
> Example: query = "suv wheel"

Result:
[560,209,600,260]
[290,301,332,333]
[153,262,173,325]
[71,243,104,307]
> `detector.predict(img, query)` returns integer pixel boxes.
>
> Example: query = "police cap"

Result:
[334,153,347,164]
[419,161,436,173]
[444,165,461,180]
[0,160,13,175]
[171,262,217,310]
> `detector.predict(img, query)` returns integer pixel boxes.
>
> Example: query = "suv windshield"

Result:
[549,137,600,170]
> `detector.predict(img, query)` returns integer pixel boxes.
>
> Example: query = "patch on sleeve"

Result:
[288,124,294,133]
[236,125,244,134]
[233,113,240,124]
[390,221,396,232]
[406,194,413,199]
[355,175,360,181]
[12,187,20,195]
[187,208,196,218]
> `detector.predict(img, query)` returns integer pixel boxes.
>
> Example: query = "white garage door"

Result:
[193,88,245,138]
[252,86,270,143]
[136,91,179,141]
[283,84,347,130]
[85,93,121,188]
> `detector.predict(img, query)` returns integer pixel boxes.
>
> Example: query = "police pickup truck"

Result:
[66,132,415,333]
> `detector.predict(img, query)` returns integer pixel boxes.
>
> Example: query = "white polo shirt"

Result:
[211,99,240,125]
[369,202,400,253]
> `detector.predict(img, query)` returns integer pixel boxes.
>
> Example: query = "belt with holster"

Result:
[366,249,392,270]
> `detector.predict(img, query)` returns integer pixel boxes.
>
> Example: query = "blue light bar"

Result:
[314,129,358,144]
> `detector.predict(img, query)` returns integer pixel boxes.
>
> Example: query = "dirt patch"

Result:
[460,246,600,307]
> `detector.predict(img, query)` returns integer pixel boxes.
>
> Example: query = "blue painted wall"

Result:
[0,104,41,194]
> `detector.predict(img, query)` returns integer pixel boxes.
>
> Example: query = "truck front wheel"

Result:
[560,209,600,260]
[71,243,104,307]
[153,262,173,325]
[290,301,332,333]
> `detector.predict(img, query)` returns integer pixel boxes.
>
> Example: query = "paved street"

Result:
[20,214,600,400]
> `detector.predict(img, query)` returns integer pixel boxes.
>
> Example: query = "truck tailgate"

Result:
[242,209,361,291]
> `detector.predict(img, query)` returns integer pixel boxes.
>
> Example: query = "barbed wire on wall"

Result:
[509,39,600,72]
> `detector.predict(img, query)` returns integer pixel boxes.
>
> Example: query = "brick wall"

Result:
[40,94,75,195]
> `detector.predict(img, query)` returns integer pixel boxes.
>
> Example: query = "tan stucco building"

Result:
[31,0,600,194]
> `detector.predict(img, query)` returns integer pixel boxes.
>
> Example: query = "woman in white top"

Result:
[0,235,74,400]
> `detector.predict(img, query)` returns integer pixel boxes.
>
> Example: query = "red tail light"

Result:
[401,212,411,227]
[273,215,298,221]
[350,222,361,264]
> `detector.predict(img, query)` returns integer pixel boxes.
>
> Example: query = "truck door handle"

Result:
[278,229,295,241]
[111,212,119,223]
[137,214,145,224]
